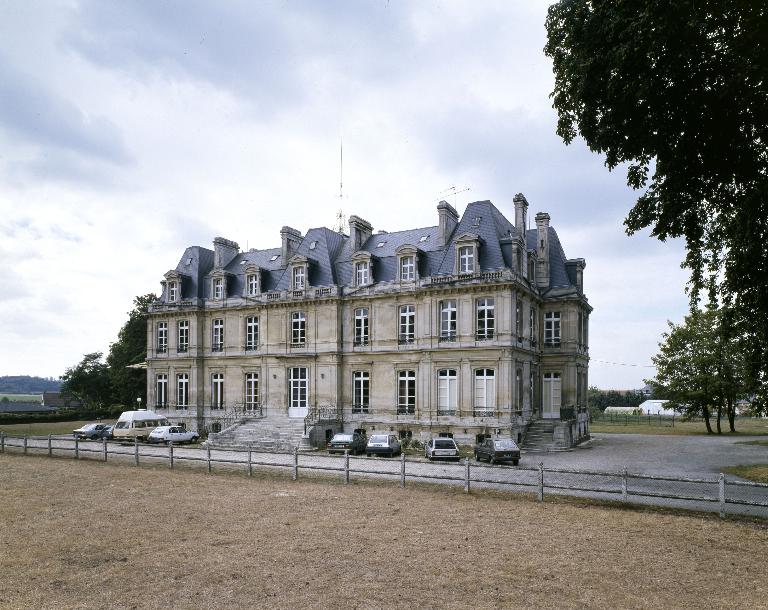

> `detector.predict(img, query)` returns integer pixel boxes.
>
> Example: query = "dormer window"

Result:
[293,266,305,290]
[162,270,185,303]
[396,245,420,283]
[242,264,262,298]
[356,261,370,286]
[168,281,178,303]
[213,277,224,300]
[247,274,258,296]
[400,256,415,281]
[458,246,475,273]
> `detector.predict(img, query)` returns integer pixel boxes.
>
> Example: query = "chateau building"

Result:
[146,196,591,447]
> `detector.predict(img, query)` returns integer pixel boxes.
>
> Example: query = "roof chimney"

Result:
[280,226,302,261]
[513,193,528,238]
[566,258,586,293]
[348,215,373,251]
[534,212,551,289]
[213,237,240,269]
[437,200,459,247]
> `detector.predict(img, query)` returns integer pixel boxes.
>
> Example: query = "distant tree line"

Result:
[0,376,61,394]
[61,294,155,412]
[588,387,646,412]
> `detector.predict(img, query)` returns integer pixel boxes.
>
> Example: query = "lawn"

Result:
[1,454,767,609]
[724,464,768,484]
[0,393,41,402]
[591,417,768,436]
[0,419,115,437]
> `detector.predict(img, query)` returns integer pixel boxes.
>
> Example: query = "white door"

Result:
[542,373,561,419]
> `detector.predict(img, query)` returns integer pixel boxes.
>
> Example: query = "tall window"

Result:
[458,245,475,273]
[515,300,523,341]
[355,261,370,286]
[168,281,178,303]
[354,308,369,346]
[211,373,224,409]
[245,316,259,350]
[213,277,224,300]
[530,306,536,344]
[176,373,189,409]
[397,370,416,414]
[245,372,259,410]
[156,322,168,353]
[542,372,562,417]
[544,312,561,346]
[476,298,495,340]
[246,273,259,296]
[353,370,370,413]
[439,300,457,341]
[398,305,415,344]
[291,312,306,345]
[212,318,224,352]
[437,369,457,415]
[400,256,415,281]
[177,320,189,353]
[516,368,524,410]
[156,374,168,407]
[293,266,305,290]
[474,369,496,415]
[289,367,308,408]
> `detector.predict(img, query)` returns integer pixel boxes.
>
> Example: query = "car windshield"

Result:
[332,434,353,442]
[369,435,388,443]
[494,440,518,449]
[434,439,456,449]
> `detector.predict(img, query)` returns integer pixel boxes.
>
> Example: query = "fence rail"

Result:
[1,432,766,520]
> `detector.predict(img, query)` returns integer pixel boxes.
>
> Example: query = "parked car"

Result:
[102,425,114,440]
[425,437,460,461]
[365,434,401,457]
[327,432,368,455]
[474,438,521,465]
[147,425,199,445]
[72,423,112,441]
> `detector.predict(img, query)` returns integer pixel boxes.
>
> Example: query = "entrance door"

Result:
[542,373,561,419]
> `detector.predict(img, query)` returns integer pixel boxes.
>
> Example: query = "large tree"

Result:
[545,1,768,407]
[649,307,748,433]
[60,352,112,409]
[106,294,155,408]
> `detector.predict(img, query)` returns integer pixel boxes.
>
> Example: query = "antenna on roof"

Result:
[437,185,470,208]
[334,137,346,233]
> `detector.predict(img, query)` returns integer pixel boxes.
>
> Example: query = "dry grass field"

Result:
[1,455,767,610]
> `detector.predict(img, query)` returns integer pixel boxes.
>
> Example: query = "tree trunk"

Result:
[703,405,714,434]
[727,398,736,432]
[716,403,722,434]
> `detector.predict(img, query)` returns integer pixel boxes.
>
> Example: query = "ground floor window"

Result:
[542,372,562,417]
[176,373,189,409]
[289,367,308,409]
[437,369,457,415]
[212,373,224,410]
[473,369,496,416]
[156,374,168,408]
[245,372,259,410]
[352,370,370,413]
[397,370,416,414]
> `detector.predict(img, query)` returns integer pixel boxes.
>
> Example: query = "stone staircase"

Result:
[521,419,557,452]
[207,416,312,451]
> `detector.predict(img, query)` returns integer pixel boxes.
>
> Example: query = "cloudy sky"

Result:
[0,0,689,388]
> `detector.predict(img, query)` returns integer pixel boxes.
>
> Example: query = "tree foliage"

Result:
[545,1,768,404]
[60,352,113,409]
[587,387,646,412]
[648,307,750,433]
[106,294,155,408]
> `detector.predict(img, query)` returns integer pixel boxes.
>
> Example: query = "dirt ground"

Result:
[1,455,767,610]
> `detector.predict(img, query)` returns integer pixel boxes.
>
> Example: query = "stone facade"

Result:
[146,196,591,446]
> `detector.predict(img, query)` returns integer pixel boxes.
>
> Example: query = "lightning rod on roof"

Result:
[334,137,347,233]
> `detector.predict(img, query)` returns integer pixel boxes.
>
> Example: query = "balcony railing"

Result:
[475,332,495,341]
[544,340,561,348]
[177,346,188,353]
[473,409,494,418]
[244,344,258,351]
[353,338,369,347]
[397,406,416,415]
[156,345,167,353]
[437,409,457,416]
[439,333,457,343]
[398,335,415,345]
[351,404,369,414]
[212,343,224,352]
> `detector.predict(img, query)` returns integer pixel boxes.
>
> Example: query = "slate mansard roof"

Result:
[161,199,582,301]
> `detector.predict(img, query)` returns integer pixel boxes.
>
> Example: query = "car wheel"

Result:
[488,455,495,465]
[366,453,371,457]
[192,436,199,443]
[512,459,519,466]
[90,435,99,441]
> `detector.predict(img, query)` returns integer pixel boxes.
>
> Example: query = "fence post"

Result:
[538,462,544,502]
[248,446,253,477]
[621,467,628,502]
[207,444,212,474]
[400,453,406,488]
[103,439,108,462]
[169,442,174,469]
[48,434,52,457]
[1,432,4,453]
[344,450,350,484]
[292,446,298,481]
[75,437,79,459]
[719,473,726,519]
[134,437,139,466]
[464,458,470,494]
[23,435,28,455]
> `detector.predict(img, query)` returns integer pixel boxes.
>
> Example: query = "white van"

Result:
[112,410,170,441]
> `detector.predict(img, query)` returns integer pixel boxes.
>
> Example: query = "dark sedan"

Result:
[474,438,521,465]
[327,432,368,455]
